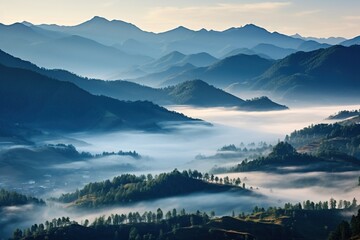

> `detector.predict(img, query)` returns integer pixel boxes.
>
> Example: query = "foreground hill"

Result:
[0,64,193,132]
[10,203,358,240]
[57,170,250,208]
[0,50,286,111]
[251,45,360,100]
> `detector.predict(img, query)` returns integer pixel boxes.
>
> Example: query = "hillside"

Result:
[10,203,357,240]
[0,64,193,132]
[226,142,360,173]
[286,122,360,159]
[57,169,250,208]
[0,189,45,207]
[251,45,360,99]
[327,110,360,120]
[163,80,288,110]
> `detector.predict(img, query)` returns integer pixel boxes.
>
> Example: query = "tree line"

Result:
[0,189,45,207]
[57,169,245,207]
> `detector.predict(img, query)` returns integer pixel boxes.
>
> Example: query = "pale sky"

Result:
[0,0,359,38]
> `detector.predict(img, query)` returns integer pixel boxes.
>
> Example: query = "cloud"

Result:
[344,15,360,20]
[294,10,321,17]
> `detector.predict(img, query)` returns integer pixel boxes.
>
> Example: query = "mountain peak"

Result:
[89,16,109,23]
[21,21,33,27]
[242,24,267,31]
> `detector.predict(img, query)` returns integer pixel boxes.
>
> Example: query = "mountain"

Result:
[222,48,272,59]
[292,33,346,45]
[164,80,288,111]
[133,63,197,87]
[57,169,249,208]
[38,16,155,46]
[161,54,274,88]
[296,40,331,52]
[0,22,152,78]
[252,43,296,59]
[139,51,218,74]
[0,50,286,111]
[340,36,360,46]
[251,45,360,100]
[286,121,360,159]
[33,18,307,57]
[227,142,360,173]
[0,48,167,102]
[0,63,193,132]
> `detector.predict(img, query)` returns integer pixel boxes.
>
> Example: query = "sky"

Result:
[0,0,359,38]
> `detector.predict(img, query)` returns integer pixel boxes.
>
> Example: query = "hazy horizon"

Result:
[1,1,360,38]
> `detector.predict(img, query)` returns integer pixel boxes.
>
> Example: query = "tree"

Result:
[352,198,357,208]
[172,208,177,218]
[83,219,89,227]
[12,229,22,240]
[165,211,172,220]
[351,209,360,236]
[328,221,351,240]
[330,198,337,209]
[129,227,139,240]
[156,208,163,222]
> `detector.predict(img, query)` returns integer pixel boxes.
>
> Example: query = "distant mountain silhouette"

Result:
[0,22,152,78]
[5,17,346,80]
[292,34,346,45]
[161,54,274,87]
[39,16,154,46]
[251,45,360,99]
[222,48,272,59]
[133,63,197,87]
[252,44,296,59]
[0,63,193,132]
[140,51,218,73]
[296,40,331,52]
[31,17,307,57]
[340,36,360,46]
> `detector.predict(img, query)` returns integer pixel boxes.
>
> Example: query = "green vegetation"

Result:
[252,45,360,100]
[328,209,360,240]
[57,169,247,208]
[11,198,359,240]
[221,142,360,173]
[47,144,141,159]
[0,189,45,207]
[286,123,360,159]
[327,110,360,120]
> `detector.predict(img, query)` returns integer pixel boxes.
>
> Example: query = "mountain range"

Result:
[250,45,360,100]
[0,49,287,111]
[0,62,195,132]
[1,17,359,105]
[2,16,358,79]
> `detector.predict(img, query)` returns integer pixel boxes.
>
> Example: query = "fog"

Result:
[1,104,360,238]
